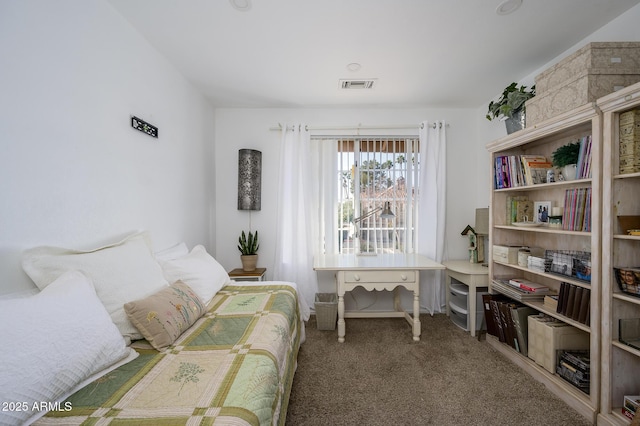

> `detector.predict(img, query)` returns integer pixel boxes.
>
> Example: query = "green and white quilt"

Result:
[35,283,301,426]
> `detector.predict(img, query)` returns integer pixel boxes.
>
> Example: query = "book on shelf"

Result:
[528,162,553,185]
[619,108,640,174]
[483,294,534,355]
[556,282,591,325]
[494,154,552,189]
[562,187,591,232]
[520,155,549,186]
[575,135,593,179]
[506,195,527,225]
[492,278,547,301]
[543,294,559,311]
[510,305,537,357]
[482,294,508,339]
[498,301,519,350]
[508,278,549,293]
[504,196,534,225]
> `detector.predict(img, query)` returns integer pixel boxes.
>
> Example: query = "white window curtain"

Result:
[273,124,319,321]
[417,121,447,314]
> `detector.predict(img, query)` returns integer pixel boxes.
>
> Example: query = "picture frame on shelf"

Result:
[534,201,551,223]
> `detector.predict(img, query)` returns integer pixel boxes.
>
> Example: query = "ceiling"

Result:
[108,0,640,109]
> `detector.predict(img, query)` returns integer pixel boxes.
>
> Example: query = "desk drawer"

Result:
[343,270,416,283]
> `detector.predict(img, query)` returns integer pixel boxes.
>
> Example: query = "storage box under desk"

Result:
[527,316,590,374]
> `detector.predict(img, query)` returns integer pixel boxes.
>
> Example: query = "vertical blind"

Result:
[313,136,420,255]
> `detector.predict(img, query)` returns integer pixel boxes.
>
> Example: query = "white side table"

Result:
[443,260,489,337]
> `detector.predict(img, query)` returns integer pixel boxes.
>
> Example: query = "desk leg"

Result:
[337,294,345,343]
[412,291,420,341]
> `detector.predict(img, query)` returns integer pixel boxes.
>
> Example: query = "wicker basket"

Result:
[614,267,640,298]
[314,293,338,330]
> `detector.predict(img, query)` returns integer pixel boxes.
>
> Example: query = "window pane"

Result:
[319,136,419,255]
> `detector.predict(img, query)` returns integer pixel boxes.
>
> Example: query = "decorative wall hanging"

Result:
[131,116,158,138]
[237,149,262,210]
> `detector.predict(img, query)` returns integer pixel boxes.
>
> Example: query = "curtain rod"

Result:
[269,122,448,131]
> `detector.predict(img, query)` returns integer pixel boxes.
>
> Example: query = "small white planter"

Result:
[562,164,577,181]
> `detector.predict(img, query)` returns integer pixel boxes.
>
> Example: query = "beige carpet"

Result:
[286,314,592,426]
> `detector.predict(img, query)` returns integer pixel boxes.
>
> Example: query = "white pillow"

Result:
[159,245,230,304]
[0,271,133,426]
[154,242,189,261]
[21,231,169,341]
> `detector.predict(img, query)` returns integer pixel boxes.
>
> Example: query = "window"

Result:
[314,136,420,255]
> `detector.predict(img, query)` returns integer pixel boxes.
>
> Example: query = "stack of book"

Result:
[492,278,548,301]
[507,278,549,293]
[556,282,591,325]
[482,294,537,356]
[562,187,592,232]
[619,108,640,174]
[623,395,640,420]
[556,350,590,394]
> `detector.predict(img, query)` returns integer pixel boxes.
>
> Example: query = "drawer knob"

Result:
[401,274,407,281]
[354,274,360,281]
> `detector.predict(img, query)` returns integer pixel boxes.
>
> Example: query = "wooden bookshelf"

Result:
[486,102,601,424]
[597,82,640,426]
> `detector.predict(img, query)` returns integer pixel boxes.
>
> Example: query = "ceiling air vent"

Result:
[339,79,376,89]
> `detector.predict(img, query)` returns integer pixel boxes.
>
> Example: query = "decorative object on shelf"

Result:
[238,230,259,272]
[551,141,581,181]
[237,149,262,211]
[461,225,483,263]
[548,216,562,228]
[512,220,541,227]
[460,208,489,264]
[614,267,640,297]
[131,116,158,138]
[486,82,536,134]
[533,201,551,223]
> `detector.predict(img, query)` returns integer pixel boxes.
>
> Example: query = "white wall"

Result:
[214,107,484,300]
[0,1,216,294]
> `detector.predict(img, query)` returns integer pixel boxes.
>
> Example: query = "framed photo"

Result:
[534,201,551,223]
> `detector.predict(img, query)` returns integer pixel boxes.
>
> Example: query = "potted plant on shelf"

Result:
[238,230,259,272]
[486,82,536,134]
[551,141,581,181]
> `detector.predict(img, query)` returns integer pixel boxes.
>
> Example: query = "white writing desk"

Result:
[313,254,445,342]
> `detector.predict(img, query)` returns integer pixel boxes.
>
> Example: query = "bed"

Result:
[0,232,304,426]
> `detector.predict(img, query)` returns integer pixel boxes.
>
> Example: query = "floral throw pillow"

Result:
[124,281,206,350]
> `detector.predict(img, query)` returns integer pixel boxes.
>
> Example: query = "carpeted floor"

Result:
[286,314,592,426]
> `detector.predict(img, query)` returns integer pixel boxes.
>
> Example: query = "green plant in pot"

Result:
[238,230,259,272]
[551,141,581,181]
[486,83,536,134]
